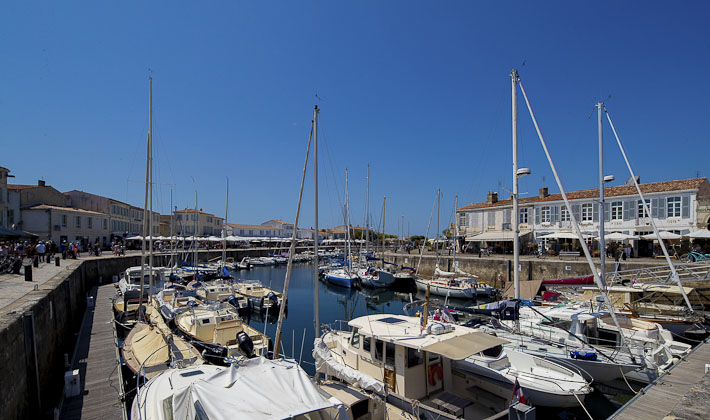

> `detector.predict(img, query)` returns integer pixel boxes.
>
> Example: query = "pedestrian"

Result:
[36,241,46,263]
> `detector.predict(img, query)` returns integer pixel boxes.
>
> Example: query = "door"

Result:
[426,353,444,394]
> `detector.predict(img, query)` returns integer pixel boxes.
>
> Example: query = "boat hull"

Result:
[415,279,474,299]
[325,273,358,288]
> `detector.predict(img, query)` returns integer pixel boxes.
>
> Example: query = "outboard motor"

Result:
[236,331,255,358]
[226,295,240,309]
[266,291,279,306]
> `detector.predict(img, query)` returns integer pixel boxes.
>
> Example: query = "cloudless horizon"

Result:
[2,2,708,235]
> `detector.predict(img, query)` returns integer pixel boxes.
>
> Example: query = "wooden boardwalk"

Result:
[60,284,124,420]
[610,338,710,420]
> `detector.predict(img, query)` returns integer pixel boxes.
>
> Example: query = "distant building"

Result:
[65,190,160,238]
[0,167,13,228]
[174,209,224,236]
[227,223,283,238]
[159,214,172,236]
[7,179,69,232]
[458,178,710,257]
[22,204,110,246]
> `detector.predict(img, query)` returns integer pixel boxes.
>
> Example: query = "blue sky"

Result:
[1,1,708,235]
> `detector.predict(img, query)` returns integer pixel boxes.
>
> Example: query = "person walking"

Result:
[36,241,46,263]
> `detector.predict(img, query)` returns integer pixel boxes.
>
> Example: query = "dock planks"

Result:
[611,339,710,420]
[60,284,123,420]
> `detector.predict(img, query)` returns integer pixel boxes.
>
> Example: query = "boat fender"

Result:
[237,331,255,358]
[428,362,443,386]
[570,350,597,361]
[427,322,454,335]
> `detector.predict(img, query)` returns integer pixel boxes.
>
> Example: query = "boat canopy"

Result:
[165,358,345,420]
[347,315,507,360]
[502,279,543,300]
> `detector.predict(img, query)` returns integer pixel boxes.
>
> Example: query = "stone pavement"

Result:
[0,258,83,311]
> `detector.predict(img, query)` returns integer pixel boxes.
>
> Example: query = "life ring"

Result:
[428,362,444,386]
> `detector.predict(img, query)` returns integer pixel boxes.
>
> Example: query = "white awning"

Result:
[466,230,531,242]
[686,229,710,239]
[538,231,593,240]
[641,231,683,240]
[603,232,635,241]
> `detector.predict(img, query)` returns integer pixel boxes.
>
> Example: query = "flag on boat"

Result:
[511,378,526,405]
[442,306,453,323]
[419,311,425,331]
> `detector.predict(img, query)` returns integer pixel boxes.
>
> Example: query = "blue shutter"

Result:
[534,207,540,225]
[623,201,630,221]
[604,202,610,222]
[551,205,559,223]
[593,202,599,222]
[682,196,690,218]
[573,204,581,222]
[651,198,659,218]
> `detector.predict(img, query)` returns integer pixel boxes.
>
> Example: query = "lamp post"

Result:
[513,167,531,299]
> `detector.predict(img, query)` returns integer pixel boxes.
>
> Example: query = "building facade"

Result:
[226,223,283,238]
[22,204,110,246]
[458,178,710,256]
[65,190,159,238]
[174,209,224,236]
[0,167,11,228]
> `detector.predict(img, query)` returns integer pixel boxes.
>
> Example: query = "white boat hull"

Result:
[415,278,475,299]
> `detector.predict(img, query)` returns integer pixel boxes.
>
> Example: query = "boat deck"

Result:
[610,338,710,420]
[60,284,124,420]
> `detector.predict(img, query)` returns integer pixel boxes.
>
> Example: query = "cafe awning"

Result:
[538,231,593,240]
[641,231,682,240]
[466,230,531,242]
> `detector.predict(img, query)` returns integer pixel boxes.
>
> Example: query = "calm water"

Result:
[230,263,625,419]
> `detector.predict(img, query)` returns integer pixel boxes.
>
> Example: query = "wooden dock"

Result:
[60,284,124,420]
[610,338,710,420]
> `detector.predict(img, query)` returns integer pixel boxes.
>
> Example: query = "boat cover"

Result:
[313,338,387,396]
[170,358,345,420]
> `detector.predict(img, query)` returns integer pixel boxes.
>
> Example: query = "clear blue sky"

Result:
[1,1,708,235]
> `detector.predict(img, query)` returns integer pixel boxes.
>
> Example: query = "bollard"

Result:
[47,255,52,264]
[33,257,39,268]
[55,257,60,266]
[24,264,33,282]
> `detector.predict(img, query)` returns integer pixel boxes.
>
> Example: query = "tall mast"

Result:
[138,77,151,319]
[345,169,351,273]
[453,196,458,272]
[597,102,607,289]
[511,69,520,300]
[381,196,386,269]
[148,76,153,299]
[313,105,320,336]
[435,188,440,267]
[169,189,173,267]
[193,192,198,265]
[223,177,229,268]
[365,164,370,257]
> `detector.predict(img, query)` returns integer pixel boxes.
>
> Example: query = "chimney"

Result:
[539,187,549,199]
[38,180,46,187]
[487,191,498,204]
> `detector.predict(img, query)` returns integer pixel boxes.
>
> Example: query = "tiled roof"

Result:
[175,208,222,217]
[458,178,710,211]
[262,219,292,225]
[26,205,105,215]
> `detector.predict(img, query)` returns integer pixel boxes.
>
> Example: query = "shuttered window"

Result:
[667,197,681,218]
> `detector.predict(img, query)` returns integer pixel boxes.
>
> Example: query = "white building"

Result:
[227,223,284,238]
[22,204,110,246]
[458,178,710,257]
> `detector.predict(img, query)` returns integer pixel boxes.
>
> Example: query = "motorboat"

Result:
[454,344,591,408]
[174,303,270,363]
[131,358,346,420]
[232,280,284,313]
[357,267,395,288]
[121,303,203,380]
[117,265,167,295]
[315,313,527,418]
[194,280,251,315]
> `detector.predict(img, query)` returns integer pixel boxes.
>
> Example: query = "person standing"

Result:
[36,241,46,263]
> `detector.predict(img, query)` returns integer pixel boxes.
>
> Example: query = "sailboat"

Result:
[359,194,396,288]
[325,169,360,288]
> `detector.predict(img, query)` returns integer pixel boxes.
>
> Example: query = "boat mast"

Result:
[313,105,320,335]
[453,195,458,273]
[381,196,386,269]
[598,102,607,290]
[222,177,228,268]
[365,164,370,258]
[193,191,198,265]
[345,169,351,274]
[138,77,151,320]
[169,189,173,267]
[435,188,440,268]
[148,76,153,299]
[511,69,520,300]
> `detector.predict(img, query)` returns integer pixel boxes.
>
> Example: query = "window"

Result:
[638,199,650,218]
[487,211,495,227]
[561,206,570,222]
[667,197,681,218]
[385,342,395,366]
[87,217,92,229]
[407,347,423,368]
[74,216,81,228]
[458,213,466,227]
[541,206,551,223]
[62,215,67,227]
[581,203,593,222]
[351,329,360,349]
[8,209,14,224]
[519,208,528,224]
[103,219,107,229]
[362,336,371,353]
[374,339,383,362]
[611,201,623,221]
